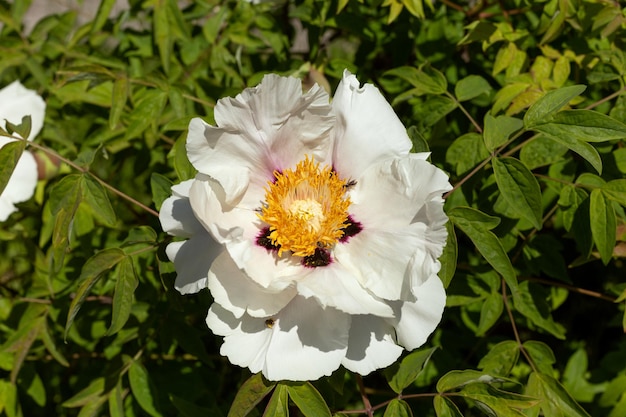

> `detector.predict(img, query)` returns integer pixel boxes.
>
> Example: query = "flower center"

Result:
[259,156,351,257]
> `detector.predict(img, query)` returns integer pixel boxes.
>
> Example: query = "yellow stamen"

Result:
[258,156,351,257]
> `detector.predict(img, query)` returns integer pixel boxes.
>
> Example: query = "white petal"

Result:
[206,303,272,373]
[331,70,412,180]
[188,174,260,245]
[189,175,302,289]
[342,315,403,375]
[389,274,446,350]
[333,228,419,301]
[159,180,205,237]
[0,81,46,142]
[165,232,221,295]
[348,155,451,229]
[208,251,297,318]
[336,155,451,297]
[296,261,394,317]
[186,74,334,205]
[0,151,37,221]
[207,296,350,381]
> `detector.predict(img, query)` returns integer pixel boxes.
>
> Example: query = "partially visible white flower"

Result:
[160,70,452,381]
[0,81,46,221]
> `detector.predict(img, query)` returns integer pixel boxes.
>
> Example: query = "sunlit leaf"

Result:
[228,373,276,417]
[455,75,492,102]
[387,347,438,394]
[383,399,412,417]
[449,207,517,289]
[129,361,163,417]
[492,157,543,229]
[434,395,464,417]
[107,256,138,335]
[526,372,592,417]
[286,382,332,417]
[263,384,288,417]
[524,85,586,127]
[483,114,523,151]
[0,141,25,196]
[64,248,127,339]
[590,189,616,265]
[478,340,520,377]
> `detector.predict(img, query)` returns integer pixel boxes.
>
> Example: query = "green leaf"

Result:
[492,157,543,229]
[76,394,108,417]
[448,207,517,289]
[0,380,17,415]
[385,64,447,95]
[562,349,606,403]
[601,179,626,207]
[108,383,125,417]
[63,378,106,408]
[476,292,504,336]
[533,110,626,142]
[434,395,463,417]
[590,188,616,265]
[524,85,587,128]
[0,140,26,196]
[437,370,507,393]
[50,174,83,216]
[4,115,32,140]
[455,75,492,102]
[125,90,168,140]
[520,135,568,170]
[129,361,163,417]
[40,320,69,367]
[150,173,174,211]
[2,316,43,384]
[438,222,457,288]
[64,248,127,339]
[478,340,520,376]
[91,0,116,33]
[82,175,116,226]
[539,132,602,174]
[110,75,128,129]
[153,0,171,75]
[228,373,276,417]
[286,382,332,417]
[523,341,556,375]
[558,186,588,231]
[172,132,197,181]
[483,114,524,151]
[387,347,438,394]
[407,125,430,153]
[446,133,490,175]
[527,372,592,417]
[511,282,566,339]
[383,399,412,417]
[107,257,138,335]
[263,385,289,417]
[459,383,538,416]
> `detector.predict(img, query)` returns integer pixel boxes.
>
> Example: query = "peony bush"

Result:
[1,1,626,416]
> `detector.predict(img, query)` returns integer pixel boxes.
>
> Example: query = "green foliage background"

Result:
[1,0,626,416]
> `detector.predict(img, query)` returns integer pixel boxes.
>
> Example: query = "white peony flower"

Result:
[0,81,46,221]
[160,70,452,381]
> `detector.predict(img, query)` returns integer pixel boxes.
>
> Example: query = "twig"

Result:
[356,375,374,417]
[501,280,537,372]
[21,138,159,218]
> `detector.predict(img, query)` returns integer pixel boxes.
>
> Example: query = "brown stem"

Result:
[502,280,537,372]
[356,375,374,417]
[22,138,159,218]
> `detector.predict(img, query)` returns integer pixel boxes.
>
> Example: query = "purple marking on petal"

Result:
[340,215,362,242]
[301,248,332,268]
[256,227,280,252]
